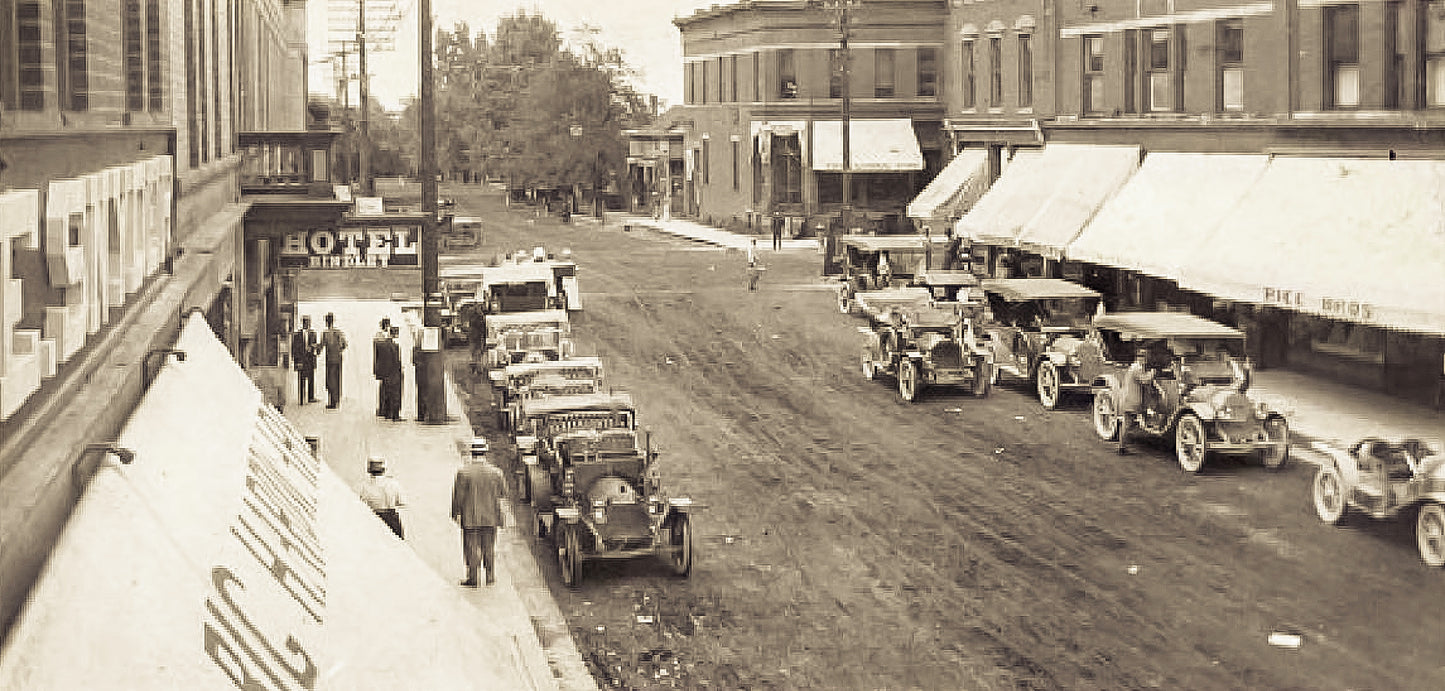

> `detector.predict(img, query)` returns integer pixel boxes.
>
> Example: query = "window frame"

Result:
[1325,3,1361,109]
[1083,34,1106,115]
[779,48,798,99]
[988,35,1002,107]
[1424,0,1445,108]
[1146,28,1175,112]
[875,47,895,98]
[1017,33,1033,109]
[1216,19,1245,112]
[918,46,938,97]
[961,39,977,110]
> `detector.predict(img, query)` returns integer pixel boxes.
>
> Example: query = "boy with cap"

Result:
[359,456,405,539]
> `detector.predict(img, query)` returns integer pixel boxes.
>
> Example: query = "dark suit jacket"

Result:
[373,337,402,381]
[292,329,317,370]
[451,460,506,528]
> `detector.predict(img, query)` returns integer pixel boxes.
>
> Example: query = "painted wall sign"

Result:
[279,225,420,268]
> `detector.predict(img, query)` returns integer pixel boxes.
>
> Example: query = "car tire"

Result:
[1174,413,1208,474]
[898,360,921,403]
[1091,389,1119,441]
[1260,416,1290,470]
[1417,503,1445,568]
[558,523,584,587]
[1312,464,1349,525]
[1036,361,1062,410]
[669,514,694,577]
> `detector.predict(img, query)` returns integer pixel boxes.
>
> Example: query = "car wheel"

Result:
[1091,390,1119,441]
[1260,416,1290,470]
[1312,464,1349,525]
[861,351,876,381]
[669,514,694,577]
[898,360,921,403]
[972,362,992,397]
[1417,503,1445,568]
[558,523,584,587]
[1036,361,1062,410]
[1175,413,1208,473]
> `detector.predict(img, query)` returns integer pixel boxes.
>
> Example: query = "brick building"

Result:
[0,0,310,636]
[672,0,949,234]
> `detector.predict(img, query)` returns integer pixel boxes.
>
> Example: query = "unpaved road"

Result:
[443,188,1445,690]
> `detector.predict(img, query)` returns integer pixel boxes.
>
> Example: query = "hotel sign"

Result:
[279,225,420,268]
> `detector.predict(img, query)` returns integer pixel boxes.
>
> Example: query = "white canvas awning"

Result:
[1182,157,1445,335]
[906,148,989,221]
[955,144,1140,257]
[0,314,534,689]
[811,119,924,172]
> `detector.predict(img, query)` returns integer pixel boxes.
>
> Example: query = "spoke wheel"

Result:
[898,360,921,403]
[1175,413,1208,473]
[1092,390,1119,441]
[861,351,876,380]
[669,514,694,577]
[1261,417,1290,470]
[558,523,583,587]
[1312,464,1348,525]
[1417,503,1445,567]
[1036,361,1062,410]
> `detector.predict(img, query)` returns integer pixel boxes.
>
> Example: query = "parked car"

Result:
[494,361,606,431]
[833,235,952,314]
[515,393,695,586]
[439,265,486,344]
[479,262,564,314]
[915,270,983,306]
[1084,312,1290,473]
[860,304,993,402]
[1312,438,1445,566]
[978,278,1103,409]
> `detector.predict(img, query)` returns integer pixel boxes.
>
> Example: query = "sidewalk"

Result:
[612,213,817,252]
[1249,368,1442,458]
[286,300,598,691]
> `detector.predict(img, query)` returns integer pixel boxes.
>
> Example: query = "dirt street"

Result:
[331,188,1445,690]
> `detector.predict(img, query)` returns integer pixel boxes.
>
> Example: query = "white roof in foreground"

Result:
[0,315,532,690]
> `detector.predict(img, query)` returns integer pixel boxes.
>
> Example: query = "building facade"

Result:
[673,0,949,234]
[0,0,309,637]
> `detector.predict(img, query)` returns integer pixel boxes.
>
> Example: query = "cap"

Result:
[367,456,386,473]
[468,437,489,455]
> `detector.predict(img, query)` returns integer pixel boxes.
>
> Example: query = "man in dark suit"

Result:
[319,312,348,408]
[291,315,319,404]
[451,437,507,586]
[383,326,404,420]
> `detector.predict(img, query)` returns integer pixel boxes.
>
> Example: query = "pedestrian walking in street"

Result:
[451,437,508,587]
[771,214,783,251]
[1117,348,1156,455]
[291,315,319,404]
[746,238,762,292]
[319,312,348,409]
[359,456,406,539]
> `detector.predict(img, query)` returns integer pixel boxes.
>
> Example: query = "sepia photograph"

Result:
[0,0,1443,688]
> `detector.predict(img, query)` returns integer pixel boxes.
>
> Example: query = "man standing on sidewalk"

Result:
[319,313,348,409]
[291,315,319,404]
[771,214,783,251]
[451,437,507,587]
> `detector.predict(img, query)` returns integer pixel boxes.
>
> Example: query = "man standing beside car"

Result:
[451,438,507,587]
[1118,348,1156,455]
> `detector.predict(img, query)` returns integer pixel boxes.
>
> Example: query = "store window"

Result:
[771,134,802,204]
[1326,4,1360,108]
[1083,35,1105,114]
[875,48,895,98]
[1018,34,1033,108]
[1217,19,1244,111]
[918,47,938,97]
[1426,0,1445,107]
[961,39,977,109]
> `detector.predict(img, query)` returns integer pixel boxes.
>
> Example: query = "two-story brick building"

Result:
[0,0,310,636]
[672,0,949,234]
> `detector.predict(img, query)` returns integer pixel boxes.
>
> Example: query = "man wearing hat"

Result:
[451,437,508,586]
[359,456,406,539]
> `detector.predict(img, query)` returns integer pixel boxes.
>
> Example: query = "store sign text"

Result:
[280,226,419,267]
[1264,287,1375,321]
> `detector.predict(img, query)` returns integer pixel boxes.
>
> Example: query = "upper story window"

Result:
[125,0,144,111]
[1147,29,1178,112]
[918,47,938,97]
[146,0,163,111]
[1018,34,1033,108]
[961,39,977,109]
[730,54,739,102]
[1425,0,1445,107]
[875,48,895,98]
[779,48,798,99]
[1217,20,1245,111]
[684,62,694,104]
[1325,4,1360,109]
[1083,35,1105,115]
[988,37,1002,107]
[60,0,88,111]
[830,49,844,98]
[717,56,725,102]
[12,0,48,110]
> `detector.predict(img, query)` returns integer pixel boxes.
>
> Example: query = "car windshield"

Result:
[1036,298,1097,328]
[1169,338,1247,361]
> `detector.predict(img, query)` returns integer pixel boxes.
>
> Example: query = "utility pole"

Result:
[357,0,371,196]
[416,0,446,422]
[830,0,857,233]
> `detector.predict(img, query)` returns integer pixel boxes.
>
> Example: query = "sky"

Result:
[307,0,723,111]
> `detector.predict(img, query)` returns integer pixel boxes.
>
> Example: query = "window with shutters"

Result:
[1326,4,1360,108]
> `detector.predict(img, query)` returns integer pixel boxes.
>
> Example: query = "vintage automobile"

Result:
[480,309,573,372]
[915,270,983,306]
[1085,312,1290,473]
[852,287,935,322]
[479,262,564,314]
[515,393,694,586]
[439,265,486,344]
[545,254,582,312]
[1312,438,1445,566]
[489,355,605,397]
[833,235,957,314]
[978,278,1103,409]
[860,304,993,402]
[498,370,605,431]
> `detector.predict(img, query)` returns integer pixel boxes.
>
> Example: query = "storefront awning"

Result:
[1068,153,1271,281]
[812,119,924,172]
[0,315,533,689]
[1182,157,1445,335]
[906,148,989,221]
[955,144,1140,257]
